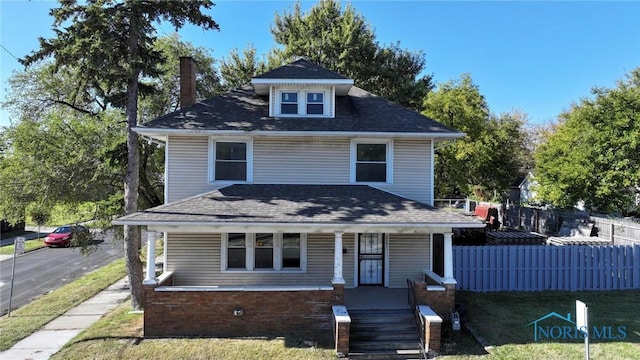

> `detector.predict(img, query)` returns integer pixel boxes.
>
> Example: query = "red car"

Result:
[44,225,89,247]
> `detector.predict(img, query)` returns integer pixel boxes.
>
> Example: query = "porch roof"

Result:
[113,184,484,232]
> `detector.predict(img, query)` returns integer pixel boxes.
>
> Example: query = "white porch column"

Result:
[332,231,345,284]
[443,232,456,284]
[143,231,157,284]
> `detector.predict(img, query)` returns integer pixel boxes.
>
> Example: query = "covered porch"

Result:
[114,184,482,345]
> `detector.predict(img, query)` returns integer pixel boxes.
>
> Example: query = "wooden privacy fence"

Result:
[454,245,640,292]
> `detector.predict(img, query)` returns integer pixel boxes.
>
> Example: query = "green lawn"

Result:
[0,238,47,255]
[441,290,640,359]
[52,300,336,360]
[0,259,127,351]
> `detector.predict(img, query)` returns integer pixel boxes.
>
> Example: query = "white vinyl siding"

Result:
[166,233,350,286]
[165,136,432,205]
[387,233,431,288]
[166,136,218,203]
[389,139,432,204]
[253,138,350,184]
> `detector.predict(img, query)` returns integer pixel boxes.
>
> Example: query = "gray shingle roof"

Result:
[253,58,348,80]
[114,184,482,228]
[139,86,458,134]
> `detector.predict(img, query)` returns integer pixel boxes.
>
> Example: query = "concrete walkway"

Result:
[0,277,131,360]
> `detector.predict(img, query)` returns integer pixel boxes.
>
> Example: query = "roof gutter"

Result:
[132,127,466,140]
[111,219,485,229]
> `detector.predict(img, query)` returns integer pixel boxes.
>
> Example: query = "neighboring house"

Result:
[114,58,483,354]
[519,172,537,204]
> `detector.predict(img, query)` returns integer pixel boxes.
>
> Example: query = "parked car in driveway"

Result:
[44,225,90,247]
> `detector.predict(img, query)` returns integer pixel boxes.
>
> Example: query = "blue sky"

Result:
[1,0,639,127]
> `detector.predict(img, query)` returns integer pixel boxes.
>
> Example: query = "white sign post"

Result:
[8,237,25,317]
[576,300,589,360]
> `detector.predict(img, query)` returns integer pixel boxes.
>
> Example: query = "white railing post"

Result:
[333,231,345,284]
[144,231,158,284]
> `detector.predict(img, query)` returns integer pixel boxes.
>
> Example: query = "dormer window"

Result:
[306,92,324,115]
[281,92,298,114]
[275,90,329,117]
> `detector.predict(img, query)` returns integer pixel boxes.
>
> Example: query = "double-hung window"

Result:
[282,233,301,268]
[222,233,306,272]
[277,90,326,116]
[210,139,252,182]
[227,233,247,269]
[306,92,324,115]
[255,233,274,269]
[281,92,298,114]
[350,140,392,183]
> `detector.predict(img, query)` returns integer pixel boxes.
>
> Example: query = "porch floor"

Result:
[344,287,410,310]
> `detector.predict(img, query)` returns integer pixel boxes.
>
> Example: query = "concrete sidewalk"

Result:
[0,277,131,360]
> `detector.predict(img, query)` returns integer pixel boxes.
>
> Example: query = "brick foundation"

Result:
[144,279,340,340]
[412,281,455,320]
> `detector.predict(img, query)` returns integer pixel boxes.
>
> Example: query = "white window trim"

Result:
[275,89,330,117]
[208,137,253,184]
[221,233,307,273]
[349,139,394,184]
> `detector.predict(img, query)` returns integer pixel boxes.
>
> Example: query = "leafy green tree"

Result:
[219,45,271,89]
[422,74,527,199]
[220,0,431,109]
[21,0,219,310]
[534,68,640,214]
[141,33,222,120]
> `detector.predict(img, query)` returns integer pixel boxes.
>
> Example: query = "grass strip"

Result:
[0,258,127,351]
[53,299,336,360]
[0,238,47,255]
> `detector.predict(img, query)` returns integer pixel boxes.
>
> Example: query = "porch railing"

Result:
[407,279,427,360]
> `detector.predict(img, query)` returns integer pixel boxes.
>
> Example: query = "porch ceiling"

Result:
[113,184,484,232]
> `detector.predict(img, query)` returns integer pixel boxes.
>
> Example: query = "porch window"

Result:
[353,141,392,183]
[222,233,307,272]
[282,233,301,268]
[255,233,274,269]
[227,233,246,269]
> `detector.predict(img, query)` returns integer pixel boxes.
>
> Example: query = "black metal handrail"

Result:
[407,279,427,360]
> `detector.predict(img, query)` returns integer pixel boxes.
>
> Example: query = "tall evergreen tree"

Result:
[265,0,432,109]
[21,0,219,310]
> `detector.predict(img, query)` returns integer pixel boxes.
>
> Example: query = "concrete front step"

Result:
[349,308,423,359]
[348,349,424,360]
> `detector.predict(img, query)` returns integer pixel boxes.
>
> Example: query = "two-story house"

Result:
[114,58,483,356]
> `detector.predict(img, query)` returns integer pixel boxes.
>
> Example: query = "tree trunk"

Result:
[124,6,144,310]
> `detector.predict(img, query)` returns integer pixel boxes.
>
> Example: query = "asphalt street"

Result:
[0,231,124,315]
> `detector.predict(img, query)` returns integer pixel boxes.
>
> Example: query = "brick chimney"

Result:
[179,56,197,108]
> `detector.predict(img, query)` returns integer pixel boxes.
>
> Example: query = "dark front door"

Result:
[358,233,384,286]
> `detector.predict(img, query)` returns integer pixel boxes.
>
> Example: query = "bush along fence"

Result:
[454,245,640,292]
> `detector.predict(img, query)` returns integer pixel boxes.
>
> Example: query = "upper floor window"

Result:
[351,140,393,183]
[306,92,324,115]
[276,90,328,117]
[210,138,253,183]
[281,92,298,114]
